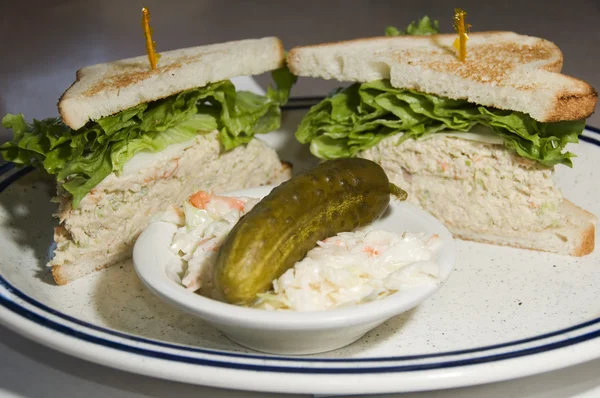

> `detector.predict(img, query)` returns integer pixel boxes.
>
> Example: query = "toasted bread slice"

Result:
[359,133,596,256]
[59,37,285,130]
[288,32,597,122]
[49,132,292,285]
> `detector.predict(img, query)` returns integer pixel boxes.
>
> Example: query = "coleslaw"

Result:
[160,191,441,311]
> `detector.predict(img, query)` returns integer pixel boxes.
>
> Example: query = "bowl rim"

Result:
[133,185,456,331]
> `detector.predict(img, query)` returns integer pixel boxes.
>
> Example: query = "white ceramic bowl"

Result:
[133,185,455,355]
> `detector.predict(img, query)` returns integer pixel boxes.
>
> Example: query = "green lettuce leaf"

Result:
[295,79,585,167]
[0,68,296,207]
[297,17,584,168]
[386,16,440,36]
[268,62,298,104]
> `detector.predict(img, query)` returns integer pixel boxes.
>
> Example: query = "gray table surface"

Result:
[1,1,600,397]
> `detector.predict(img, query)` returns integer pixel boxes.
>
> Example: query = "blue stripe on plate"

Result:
[0,166,32,191]
[581,136,600,146]
[0,162,15,177]
[3,272,600,363]
[1,290,600,373]
[585,125,600,135]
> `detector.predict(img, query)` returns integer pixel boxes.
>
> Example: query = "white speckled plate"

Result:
[1,77,600,396]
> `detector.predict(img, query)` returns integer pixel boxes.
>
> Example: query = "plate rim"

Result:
[0,126,599,394]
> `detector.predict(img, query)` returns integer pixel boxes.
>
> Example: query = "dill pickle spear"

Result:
[213,158,407,305]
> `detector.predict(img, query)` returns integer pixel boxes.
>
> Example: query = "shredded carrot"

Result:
[196,238,219,252]
[362,246,380,256]
[220,197,245,212]
[437,160,449,172]
[189,191,245,211]
[427,234,440,245]
[174,206,184,218]
[161,159,179,179]
[189,191,212,209]
[197,237,211,245]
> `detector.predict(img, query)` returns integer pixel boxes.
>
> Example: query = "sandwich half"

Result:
[288,19,598,256]
[0,37,295,284]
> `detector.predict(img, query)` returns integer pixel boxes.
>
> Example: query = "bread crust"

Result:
[57,74,82,128]
[545,87,599,123]
[51,263,112,285]
[574,221,597,256]
[51,265,68,285]
[452,228,595,257]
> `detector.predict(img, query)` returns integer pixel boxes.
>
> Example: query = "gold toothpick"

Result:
[141,7,160,70]
[453,8,471,62]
